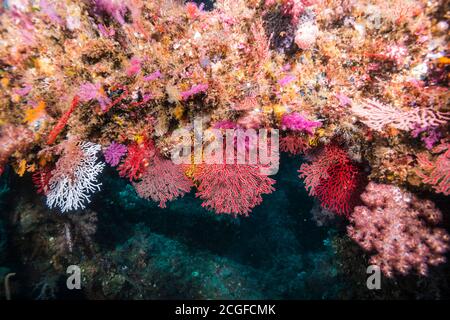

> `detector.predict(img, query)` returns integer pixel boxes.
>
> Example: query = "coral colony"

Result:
[0,0,449,295]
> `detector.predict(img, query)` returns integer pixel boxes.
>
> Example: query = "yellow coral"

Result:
[1,77,9,88]
[173,105,184,120]
[24,101,46,124]
[16,159,27,177]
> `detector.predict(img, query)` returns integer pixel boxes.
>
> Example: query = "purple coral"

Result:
[92,0,127,25]
[143,70,162,81]
[104,142,127,167]
[78,82,111,112]
[281,112,321,135]
[181,83,208,101]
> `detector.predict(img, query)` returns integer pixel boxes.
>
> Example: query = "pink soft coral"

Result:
[348,182,449,277]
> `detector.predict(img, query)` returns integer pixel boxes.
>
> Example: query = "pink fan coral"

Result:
[193,162,275,216]
[348,182,449,277]
[415,142,450,195]
[280,134,310,155]
[352,99,450,132]
[46,140,105,212]
[133,156,193,208]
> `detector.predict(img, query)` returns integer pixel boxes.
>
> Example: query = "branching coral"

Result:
[46,140,105,212]
[104,142,127,167]
[348,182,449,277]
[117,139,155,181]
[415,141,450,195]
[193,162,276,216]
[299,144,362,216]
[133,156,193,208]
[352,99,450,132]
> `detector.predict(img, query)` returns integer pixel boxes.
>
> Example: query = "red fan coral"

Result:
[348,182,449,277]
[32,167,53,195]
[193,163,276,216]
[280,134,310,155]
[298,144,361,216]
[117,139,155,181]
[133,156,193,208]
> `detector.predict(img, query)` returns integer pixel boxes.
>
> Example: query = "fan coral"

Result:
[415,142,450,195]
[104,142,127,167]
[133,156,193,208]
[32,167,53,195]
[352,99,450,132]
[299,144,361,216]
[280,134,310,155]
[46,140,105,213]
[117,139,155,181]
[281,112,322,135]
[193,163,276,216]
[348,182,449,277]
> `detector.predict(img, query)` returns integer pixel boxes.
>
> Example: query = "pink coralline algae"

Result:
[193,163,276,216]
[265,0,315,24]
[181,83,209,101]
[415,142,450,195]
[348,182,449,277]
[104,142,127,167]
[412,126,441,150]
[40,0,64,25]
[281,112,322,135]
[133,156,193,208]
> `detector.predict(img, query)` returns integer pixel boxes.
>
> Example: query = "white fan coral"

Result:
[46,141,105,212]
[352,99,450,132]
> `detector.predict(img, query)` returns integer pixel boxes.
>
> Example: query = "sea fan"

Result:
[46,140,105,213]
[133,156,192,208]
